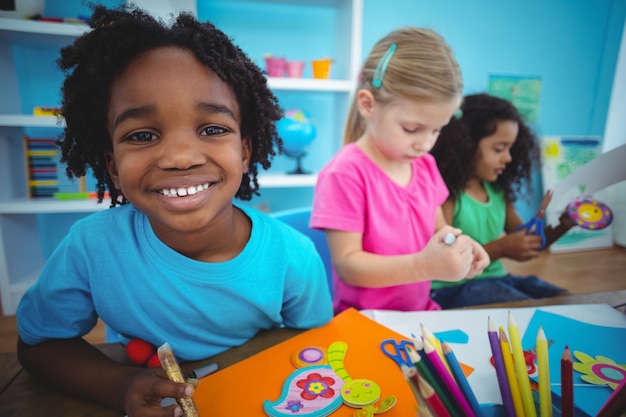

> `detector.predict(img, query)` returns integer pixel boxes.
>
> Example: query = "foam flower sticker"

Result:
[572,350,626,390]
[296,372,336,400]
[284,400,304,413]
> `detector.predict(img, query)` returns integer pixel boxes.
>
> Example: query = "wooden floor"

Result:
[1,246,625,353]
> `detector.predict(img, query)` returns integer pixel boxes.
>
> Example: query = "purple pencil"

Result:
[488,317,516,417]
[423,338,476,417]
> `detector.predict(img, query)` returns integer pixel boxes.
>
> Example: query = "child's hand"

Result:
[500,229,542,261]
[465,239,490,278]
[123,367,195,417]
[419,227,477,282]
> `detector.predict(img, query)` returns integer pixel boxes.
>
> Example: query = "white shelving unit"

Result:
[0,0,362,315]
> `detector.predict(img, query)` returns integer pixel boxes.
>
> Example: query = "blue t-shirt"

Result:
[17,204,332,361]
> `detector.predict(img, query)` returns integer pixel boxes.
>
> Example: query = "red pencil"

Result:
[560,345,573,417]
[417,372,452,417]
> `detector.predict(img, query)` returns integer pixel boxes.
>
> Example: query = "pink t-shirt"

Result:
[311,143,448,313]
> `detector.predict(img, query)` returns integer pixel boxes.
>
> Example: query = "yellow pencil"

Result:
[537,326,552,416]
[420,322,451,374]
[508,311,537,417]
[499,326,525,417]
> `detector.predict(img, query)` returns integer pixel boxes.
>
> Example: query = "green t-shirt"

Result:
[432,181,507,289]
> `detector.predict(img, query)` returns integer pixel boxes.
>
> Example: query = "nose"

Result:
[157,133,206,170]
[503,149,513,164]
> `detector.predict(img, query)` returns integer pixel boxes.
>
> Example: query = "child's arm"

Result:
[542,209,576,249]
[325,209,488,287]
[17,336,193,416]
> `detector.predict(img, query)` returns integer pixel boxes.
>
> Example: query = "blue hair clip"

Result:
[372,43,396,89]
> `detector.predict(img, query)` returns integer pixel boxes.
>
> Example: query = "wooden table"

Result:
[1,290,625,417]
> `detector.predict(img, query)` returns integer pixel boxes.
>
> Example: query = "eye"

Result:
[201,125,228,136]
[126,131,156,143]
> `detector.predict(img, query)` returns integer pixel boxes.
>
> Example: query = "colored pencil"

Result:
[441,341,484,417]
[407,342,463,417]
[596,377,626,417]
[560,345,573,417]
[508,311,537,417]
[536,326,552,416]
[417,370,452,417]
[421,323,451,374]
[401,363,432,415]
[487,317,515,417]
[499,326,525,417]
[423,338,476,417]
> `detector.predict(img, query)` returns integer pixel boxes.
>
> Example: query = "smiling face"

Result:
[106,46,250,248]
[473,120,518,183]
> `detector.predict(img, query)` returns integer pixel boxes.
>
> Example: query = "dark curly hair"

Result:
[430,93,539,202]
[57,4,282,207]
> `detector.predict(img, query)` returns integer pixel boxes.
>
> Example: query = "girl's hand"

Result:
[123,367,195,417]
[500,229,542,261]
[419,227,476,282]
[465,239,490,278]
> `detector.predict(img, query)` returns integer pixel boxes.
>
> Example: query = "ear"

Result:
[356,89,376,118]
[241,136,252,173]
[105,152,121,189]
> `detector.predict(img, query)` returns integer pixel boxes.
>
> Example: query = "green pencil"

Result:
[406,342,463,417]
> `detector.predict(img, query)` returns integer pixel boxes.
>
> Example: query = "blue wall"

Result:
[13,0,626,254]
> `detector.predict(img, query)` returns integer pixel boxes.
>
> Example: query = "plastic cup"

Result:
[287,61,305,78]
[264,57,286,77]
[312,58,332,79]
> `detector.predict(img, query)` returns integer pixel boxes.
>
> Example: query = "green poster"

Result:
[487,74,542,122]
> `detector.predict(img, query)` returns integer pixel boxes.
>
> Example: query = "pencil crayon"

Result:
[401,363,432,415]
[421,323,451,374]
[596,377,626,417]
[499,326,525,417]
[407,342,463,417]
[487,318,515,417]
[560,345,573,417]
[536,326,552,416]
[417,371,451,417]
[508,311,537,417]
[441,341,484,417]
[423,338,476,417]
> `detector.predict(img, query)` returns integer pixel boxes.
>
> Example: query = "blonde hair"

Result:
[343,27,463,144]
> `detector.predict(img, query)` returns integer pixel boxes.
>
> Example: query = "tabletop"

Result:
[1,290,624,417]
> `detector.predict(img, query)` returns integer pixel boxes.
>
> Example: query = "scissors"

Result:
[380,339,414,368]
[516,190,552,249]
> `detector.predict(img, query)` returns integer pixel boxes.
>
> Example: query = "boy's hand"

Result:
[123,367,195,417]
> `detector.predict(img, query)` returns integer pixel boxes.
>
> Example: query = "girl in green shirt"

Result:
[429,93,574,308]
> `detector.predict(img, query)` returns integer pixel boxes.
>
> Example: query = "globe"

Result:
[277,109,317,174]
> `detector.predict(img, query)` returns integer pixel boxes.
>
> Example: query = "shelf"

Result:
[0,114,63,127]
[267,77,354,92]
[0,175,317,214]
[0,17,88,46]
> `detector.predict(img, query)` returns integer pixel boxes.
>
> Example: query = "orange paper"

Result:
[194,308,417,416]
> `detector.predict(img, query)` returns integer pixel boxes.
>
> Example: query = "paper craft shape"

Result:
[263,364,344,417]
[566,196,613,230]
[326,341,396,411]
[193,309,416,416]
[572,351,626,390]
[521,309,626,416]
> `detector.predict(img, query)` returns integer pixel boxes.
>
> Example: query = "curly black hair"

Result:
[430,93,539,202]
[57,4,282,207]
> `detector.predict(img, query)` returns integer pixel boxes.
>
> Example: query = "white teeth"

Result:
[161,183,210,197]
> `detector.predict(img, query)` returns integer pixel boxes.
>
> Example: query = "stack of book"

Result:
[23,136,86,198]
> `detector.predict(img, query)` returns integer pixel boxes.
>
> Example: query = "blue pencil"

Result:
[441,341,485,417]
